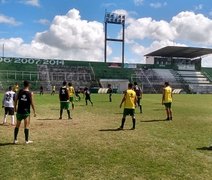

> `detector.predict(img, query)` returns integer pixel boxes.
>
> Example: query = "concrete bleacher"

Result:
[177,70,212,93]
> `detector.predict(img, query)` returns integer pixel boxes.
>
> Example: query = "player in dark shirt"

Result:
[84,87,93,106]
[134,82,143,113]
[107,84,113,102]
[14,80,36,144]
[40,86,44,95]
[59,81,71,119]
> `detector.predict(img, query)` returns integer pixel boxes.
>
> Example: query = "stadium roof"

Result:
[145,46,212,59]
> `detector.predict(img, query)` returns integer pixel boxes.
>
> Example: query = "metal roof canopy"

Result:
[145,46,212,59]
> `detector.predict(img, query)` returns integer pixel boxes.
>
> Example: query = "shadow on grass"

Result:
[36,118,59,121]
[141,119,168,123]
[197,146,212,151]
[99,128,134,132]
[0,142,15,146]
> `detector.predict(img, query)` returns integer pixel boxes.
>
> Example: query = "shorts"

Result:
[123,108,135,117]
[5,107,14,115]
[16,113,30,121]
[70,97,74,102]
[60,102,70,110]
[164,103,172,109]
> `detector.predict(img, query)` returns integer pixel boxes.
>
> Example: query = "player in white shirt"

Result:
[2,86,16,125]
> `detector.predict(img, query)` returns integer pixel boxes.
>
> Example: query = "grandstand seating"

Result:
[1,57,212,94]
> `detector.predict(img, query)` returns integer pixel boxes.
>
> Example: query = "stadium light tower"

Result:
[104,12,125,66]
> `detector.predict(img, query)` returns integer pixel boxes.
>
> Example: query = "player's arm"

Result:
[14,92,19,112]
[120,92,126,108]
[30,93,36,117]
[134,95,137,107]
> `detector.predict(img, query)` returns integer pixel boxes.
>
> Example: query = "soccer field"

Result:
[0,94,211,180]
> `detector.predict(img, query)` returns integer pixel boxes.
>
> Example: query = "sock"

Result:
[24,129,29,142]
[11,115,15,125]
[132,118,136,129]
[14,127,19,141]
[3,114,7,123]
[67,110,71,118]
[121,118,126,128]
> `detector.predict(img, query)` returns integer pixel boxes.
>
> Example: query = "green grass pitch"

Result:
[0,93,211,179]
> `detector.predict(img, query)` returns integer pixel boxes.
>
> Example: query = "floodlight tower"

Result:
[104,12,125,66]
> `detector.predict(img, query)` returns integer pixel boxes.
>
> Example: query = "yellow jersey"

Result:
[163,86,172,103]
[124,89,136,109]
[68,86,75,97]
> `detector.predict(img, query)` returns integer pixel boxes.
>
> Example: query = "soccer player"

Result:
[75,88,81,102]
[162,82,173,120]
[84,87,93,106]
[13,82,19,93]
[14,81,36,144]
[51,85,56,95]
[2,86,16,125]
[118,83,137,130]
[59,81,71,119]
[40,86,44,95]
[108,84,113,102]
[134,82,143,113]
[68,83,75,109]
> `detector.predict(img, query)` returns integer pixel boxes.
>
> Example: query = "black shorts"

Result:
[5,107,14,115]
[123,108,135,117]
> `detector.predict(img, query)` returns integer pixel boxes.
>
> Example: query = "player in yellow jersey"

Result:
[13,82,19,93]
[118,83,137,130]
[68,83,75,109]
[162,82,173,120]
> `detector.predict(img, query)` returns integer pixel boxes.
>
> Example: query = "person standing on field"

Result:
[84,87,93,106]
[134,82,143,113]
[162,82,173,120]
[59,81,71,119]
[68,83,75,109]
[118,83,137,130]
[108,84,113,102]
[14,81,36,144]
[2,86,16,125]
[51,85,56,95]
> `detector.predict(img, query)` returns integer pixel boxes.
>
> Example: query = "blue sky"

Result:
[1,0,212,66]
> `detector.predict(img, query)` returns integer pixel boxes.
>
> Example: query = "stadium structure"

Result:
[1,46,212,94]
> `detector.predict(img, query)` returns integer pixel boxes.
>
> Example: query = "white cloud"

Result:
[150,2,167,9]
[194,4,203,11]
[36,19,50,25]
[20,0,40,7]
[1,9,105,61]
[0,14,22,26]
[134,0,144,6]
[2,9,212,66]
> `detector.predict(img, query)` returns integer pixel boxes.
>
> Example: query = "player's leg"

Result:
[2,108,8,124]
[169,103,172,120]
[109,94,112,102]
[14,116,22,144]
[70,97,74,109]
[9,108,15,125]
[59,102,63,119]
[88,97,93,106]
[165,108,169,120]
[118,109,127,130]
[85,98,88,105]
[131,109,136,130]
[138,98,142,113]
[24,116,32,144]
[67,110,71,119]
